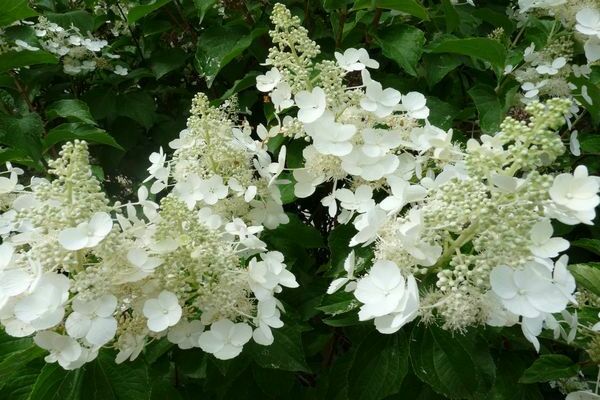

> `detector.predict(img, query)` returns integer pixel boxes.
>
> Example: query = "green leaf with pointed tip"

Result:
[410,325,495,399]
[375,24,425,77]
[44,123,123,151]
[347,330,409,400]
[46,99,96,125]
[28,364,84,400]
[194,25,267,87]
[248,324,310,372]
[127,0,172,24]
[468,84,503,133]
[0,50,58,72]
[0,0,38,27]
[572,238,600,256]
[353,0,429,21]
[519,355,580,383]
[428,37,506,70]
[568,263,600,297]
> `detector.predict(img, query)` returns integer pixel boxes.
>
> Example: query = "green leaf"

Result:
[46,99,96,125]
[410,325,495,399]
[28,364,84,400]
[127,0,172,24]
[570,77,600,126]
[46,11,95,33]
[347,330,409,400]
[193,0,217,23]
[262,213,324,249]
[115,91,156,129]
[441,0,459,32]
[353,0,429,21]
[216,71,261,103]
[427,97,459,130]
[80,352,150,400]
[44,123,123,151]
[324,0,352,11]
[327,224,373,275]
[519,355,580,384]
[423,53,462,87]
[375,25,425,77]
[194,25,267,87]
[489,352,543,400]
[580,135,600,153]
[318,291,360,316]
[568,263,600,297]
[0,113,44,165]
[323,313,360,327]
[248,324,310,372]
[468,84,503,133]
[428,37,506,70]
[150,48,188,79]
[0,50,58,72]
[572,238,600,256]
[0,0,38,27]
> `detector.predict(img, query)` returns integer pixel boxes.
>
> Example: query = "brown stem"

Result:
[365,8,382,44]
[10,72,35,113]
[335,7,347,49]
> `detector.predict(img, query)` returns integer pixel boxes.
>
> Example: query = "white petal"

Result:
[58,227,89,250]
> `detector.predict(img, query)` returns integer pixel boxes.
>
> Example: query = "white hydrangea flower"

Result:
[350,206,388,247]
[143,291,182,332]
[198,175,228,205]
[528,219,569,258]
[15,39,39,51]
[490,261,572,318]
[197,319,252,360]
[575,8,600,38]
[34,331,83,370]
[518,0,566,13]
[293,169,325,198]
[174,174,204,209]
[247,251,298,300]
[304,111,356,156]
[58,212,113,251]
[295,87,327,123]
[335,185,375,213]
[353,260,419,333]
[167,319,205,349]
[248,198,289,230]
[113,65,128,76]
[535,57,566,75]
[65,295,117,346]
[144,147,170,193]
[380,176,427,215]
[354,260,406,320]
[548,165,600,224]
[13,273,70,331]
[584,37,600,63]
[334,48,379,71]
[341,149,399,181]
[360,78,401,118]
[373,274,419,334]
[271,82,294,111]
[521,81,546,99]
[399,92,429,119]
[256,67,282,92]
[394,209,442,266]
[252,299,284,346]
[115,333,145,364]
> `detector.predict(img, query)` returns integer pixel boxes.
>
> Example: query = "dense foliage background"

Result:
[0,0,599,399]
